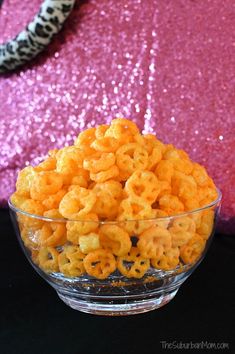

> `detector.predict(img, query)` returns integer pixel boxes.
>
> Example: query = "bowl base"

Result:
[57,289,178,316]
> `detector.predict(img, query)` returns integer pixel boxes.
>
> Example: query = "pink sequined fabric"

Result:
[0,0,234,234]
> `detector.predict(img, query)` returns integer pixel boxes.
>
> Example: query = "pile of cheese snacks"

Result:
[11,118,218,279]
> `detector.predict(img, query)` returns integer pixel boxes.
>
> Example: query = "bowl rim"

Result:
[8,188,222,224]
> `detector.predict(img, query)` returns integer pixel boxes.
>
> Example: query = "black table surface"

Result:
[1,209,235,354]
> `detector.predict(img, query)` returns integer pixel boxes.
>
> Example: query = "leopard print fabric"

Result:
[0,0,75,73]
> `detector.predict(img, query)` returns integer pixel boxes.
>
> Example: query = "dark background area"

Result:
[1,209,234,354]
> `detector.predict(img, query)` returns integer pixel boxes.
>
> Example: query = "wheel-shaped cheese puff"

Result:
[100,225,131,256]
[84,249,116,279]
[105,118,139,143]
[10,192,28,208]
[180,234,206,264]
[137,226,172,259]
[125,170,161,204]
[19,199,45,229]
[170,216,196,233]
[197,187,218,206]
[58,245,85,277]
[71,172,89,188]
[66,213,99,244]
[169,216,196,247]
[56,146,84,174]
[42,189,67,210]
[92,181,122,219]
[91,136,120,153]
[151,247,180,271]
[155,160,174,183]
[35,156,56,172]
[43,209,63,219]
[190,210,202,229]
[173,158,193,175]
[90,165,119,183]
[30,189,48,202]
[159,194,184,215]
[196,209,215,240]
[39,222,67,247]
[16,166,36,197]
[30,171,63,199]
[117,247,150,279]
[83,152,115,173]
[116,143,148,179]
[134,134,164,160]
[147,146,162,171]
[172,172,197,200]
[79,233,100,254]
[169,229,193,248]
[74,127,96,155]
[157,181,172,200]
[92,180,123,198]
[120,219,154,236]
[59,186,96,219]
[164,148,193,175]
[62,168,89,188]
[142,134,166,154]
[20,199,45,215]
[192,163,210,187]
[140,134,156,153]
[118,196,155,221]
[38,247,59,273]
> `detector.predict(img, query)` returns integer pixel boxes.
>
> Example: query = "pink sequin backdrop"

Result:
[0,0,234,234]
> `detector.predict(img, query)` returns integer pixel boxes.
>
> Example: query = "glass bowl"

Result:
[9,191,221,316]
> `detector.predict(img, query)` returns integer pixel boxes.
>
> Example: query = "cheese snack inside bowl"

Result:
[9,118,221,316]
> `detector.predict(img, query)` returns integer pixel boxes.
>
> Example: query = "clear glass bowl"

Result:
[9,191,221,316]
